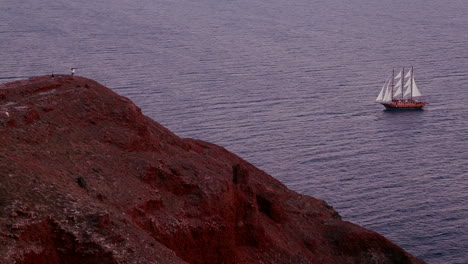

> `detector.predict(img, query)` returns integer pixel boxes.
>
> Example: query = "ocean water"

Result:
[1,0,467,263]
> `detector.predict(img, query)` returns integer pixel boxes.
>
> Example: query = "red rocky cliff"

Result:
[0,75,425,263]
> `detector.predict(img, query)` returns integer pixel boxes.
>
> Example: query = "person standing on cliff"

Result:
[71,68,76,76]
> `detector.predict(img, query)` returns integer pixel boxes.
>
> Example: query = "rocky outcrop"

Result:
[0,75,425,263]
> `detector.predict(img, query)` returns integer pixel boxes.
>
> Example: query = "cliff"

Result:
[0,75,425,264]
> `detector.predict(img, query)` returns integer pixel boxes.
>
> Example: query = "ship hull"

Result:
[381,100,427,110]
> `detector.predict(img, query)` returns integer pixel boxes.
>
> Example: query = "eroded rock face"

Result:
[0,75,425,263]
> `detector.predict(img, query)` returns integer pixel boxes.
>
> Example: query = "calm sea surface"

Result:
[1,0,467,262]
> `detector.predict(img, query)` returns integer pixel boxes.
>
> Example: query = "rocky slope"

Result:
[0,75,425,263]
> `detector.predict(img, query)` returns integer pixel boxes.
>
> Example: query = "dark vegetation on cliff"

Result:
[0,75,425,263]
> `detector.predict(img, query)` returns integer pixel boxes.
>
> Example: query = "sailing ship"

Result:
[376,67,427,110]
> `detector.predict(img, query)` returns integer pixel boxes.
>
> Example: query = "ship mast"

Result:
[391,68,394,101]
[401,67,405,100]
[410,66,413,101]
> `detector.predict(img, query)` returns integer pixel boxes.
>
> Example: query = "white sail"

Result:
[403,78,412,97]
[394,70,402,80]
[376,77,390,102]
[412,79,422,97]
[393,82,402,98]
[393,70,403,99]
[383,82,393,102]
[376,84,385,102]
[405,69,412,78]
